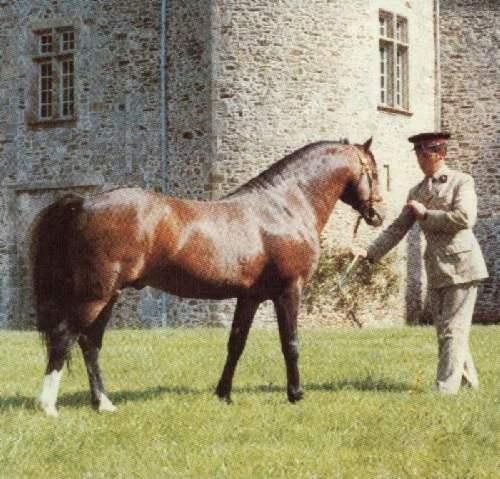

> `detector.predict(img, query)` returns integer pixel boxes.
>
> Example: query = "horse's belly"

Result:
[143,267,248,300]
[142,266,252,299]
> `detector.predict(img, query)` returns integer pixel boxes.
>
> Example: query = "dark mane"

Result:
[224,140,350,198]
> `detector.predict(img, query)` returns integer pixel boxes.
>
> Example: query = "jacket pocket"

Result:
[443,237,473,256]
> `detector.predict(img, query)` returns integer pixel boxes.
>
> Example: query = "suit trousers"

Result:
[428,283,479,394]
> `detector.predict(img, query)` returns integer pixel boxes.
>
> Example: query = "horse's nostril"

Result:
[364,207,384,227]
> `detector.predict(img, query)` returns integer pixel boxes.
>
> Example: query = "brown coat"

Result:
[367,166,488,289]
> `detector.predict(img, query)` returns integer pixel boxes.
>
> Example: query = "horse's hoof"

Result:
[37,399,59,417]
[288,388,304,403]
[215,386,232,404]
[215,392,233,405]
[98,394,117,413]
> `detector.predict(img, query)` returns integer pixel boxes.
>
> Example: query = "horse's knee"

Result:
[227,328,247,356]
[283,338,300,362]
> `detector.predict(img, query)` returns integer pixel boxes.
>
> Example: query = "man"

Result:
[353,132,488,394]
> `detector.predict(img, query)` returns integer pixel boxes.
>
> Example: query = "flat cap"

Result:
[408,132,451,144]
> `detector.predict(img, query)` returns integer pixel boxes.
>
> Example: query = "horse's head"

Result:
[340,138,385,227]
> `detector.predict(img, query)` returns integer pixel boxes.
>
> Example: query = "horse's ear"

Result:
[363,137,373,152]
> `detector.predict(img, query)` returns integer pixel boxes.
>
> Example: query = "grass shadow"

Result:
[229,376,412,396]
[56,385,204,408]
[111,385,202,405]
[0,395,36,411]
[233,383,286,394]
[307,377,411,393]
[0,377,412,413]
[0,385,204,412]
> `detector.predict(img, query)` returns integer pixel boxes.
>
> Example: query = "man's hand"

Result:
[406,200,427,220]
[351,246,368,259]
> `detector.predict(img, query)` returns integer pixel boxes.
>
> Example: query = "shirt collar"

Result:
[432,164,450,179]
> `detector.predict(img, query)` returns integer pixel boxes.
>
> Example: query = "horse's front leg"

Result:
[215,297,260,403]
[274,282,304,403]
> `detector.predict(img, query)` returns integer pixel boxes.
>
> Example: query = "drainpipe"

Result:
[160,0,168,193]
[160,0,168,326]
[434,0,441,130]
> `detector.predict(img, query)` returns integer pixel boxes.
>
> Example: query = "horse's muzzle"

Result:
[362,206,384,227]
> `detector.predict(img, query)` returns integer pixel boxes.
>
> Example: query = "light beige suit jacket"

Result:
[367,165,489,289]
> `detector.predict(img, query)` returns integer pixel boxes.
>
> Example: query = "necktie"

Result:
[427,176,434,191]
[425,176,434,204]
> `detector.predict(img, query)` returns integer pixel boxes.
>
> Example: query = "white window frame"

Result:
[378,11,409,113]
[29,27,76,126]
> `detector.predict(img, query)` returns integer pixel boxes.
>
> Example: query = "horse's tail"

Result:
[30,193,84,342]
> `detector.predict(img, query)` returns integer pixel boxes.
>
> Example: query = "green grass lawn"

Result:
[1,326,499,478]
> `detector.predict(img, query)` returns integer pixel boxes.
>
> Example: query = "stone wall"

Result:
[0,0,166,327]
[204,0,437,326]
[163,0,223,326]
[439,0,499,323]
[4,1,494,328]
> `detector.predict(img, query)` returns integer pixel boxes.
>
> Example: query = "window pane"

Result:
[379,44,389,105]
[62,30,75,51]
[379,11,393,38]
[40,33,53,54]
[396,17,408,43]
[40,62,53,118]
[61,58,75,117]
[380,17,386,36]
[396,46,408,109]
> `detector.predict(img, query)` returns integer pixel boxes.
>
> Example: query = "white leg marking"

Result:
[38,370,63,417]
[98,393,117,413]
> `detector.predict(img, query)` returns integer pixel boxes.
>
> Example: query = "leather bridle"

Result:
[357,152,377,211]
[353,151,381,236]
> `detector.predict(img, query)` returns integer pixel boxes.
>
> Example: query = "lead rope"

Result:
[334,153,373,328]
[353,215,363,239]
[337,151,373,328]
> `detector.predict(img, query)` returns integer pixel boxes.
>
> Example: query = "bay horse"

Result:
[31,139,384,416]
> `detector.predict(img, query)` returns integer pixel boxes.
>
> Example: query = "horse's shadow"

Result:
[235,377,410,395]
[0,386,201,412]
[0,377,412,412]
[307,377,411,393]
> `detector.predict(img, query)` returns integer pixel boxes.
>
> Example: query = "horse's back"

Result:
[32,185,320,306]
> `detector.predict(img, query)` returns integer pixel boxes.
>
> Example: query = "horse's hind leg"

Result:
[274,283,304,403]
[38,321,77,417]
[78,296,117,413]
[215,297,260,403]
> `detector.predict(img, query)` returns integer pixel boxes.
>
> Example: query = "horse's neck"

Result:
[302,159,352,233]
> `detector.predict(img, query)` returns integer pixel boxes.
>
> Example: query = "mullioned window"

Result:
[378,11,410,114]
[27,26,76,127]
